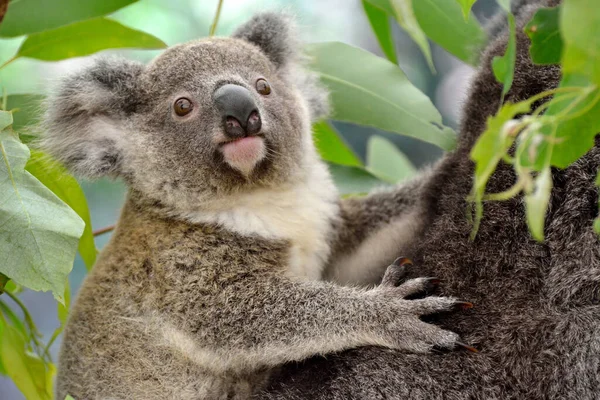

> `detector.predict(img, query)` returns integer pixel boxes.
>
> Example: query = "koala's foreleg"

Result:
[158,262,465,374]
[324,167,438,286]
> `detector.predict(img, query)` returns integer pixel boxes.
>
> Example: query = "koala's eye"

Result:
[256,78,271,96]
[174,98,193,116]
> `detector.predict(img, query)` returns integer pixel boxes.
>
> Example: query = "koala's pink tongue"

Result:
[222,137,265,176]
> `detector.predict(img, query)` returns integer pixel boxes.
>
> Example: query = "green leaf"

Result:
[561,0,600,85]
[57,283,71,326]
[492,13,516,97]
[12,17,166,62]
[313,121,362,167]
[364,0,395,14]
[538,80,600,168]
[0,109,11,130]
[455,0,477,20]
[0,321,53,400]
[327,163,389,195]
[521,0,600,169]
[363,0,398,64]
[525,167,552,241]
[0,301,27,340]
[471,101,532,198]
[389,0,435,72]
[26,151,97,270]
[65,396,75,400]
[525,6,563,65]
[307,42,457,151]
[362,0,398,64]
[413,0,487,65]
[470,100,534,237]
[6,94,44,141]
[366,135,416,183]
[0,0,138,37]
[0,111,84,302]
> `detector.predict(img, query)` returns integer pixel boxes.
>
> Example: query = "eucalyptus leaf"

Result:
[13,17,166,62]
[0,322,53,400]
[362,0,398,64]
[6,94,44,141]
[307,42,456,151]
[470,100,534,237]
[455,0,477,20]
[26,151,97,270]
[413,0,486,65]
[525,6,562,65]
[0,301,27,340]
[525,167,552,241]
[364,0,395,14]
[561,0,600,85]
[366,135,416,183]
[0,0,138,37]
[526,0,600,168]
[313,121,362,167]
[492,13,516,97]
[389,0,435,72]
[0,111,84,302]
[471,101,533,197]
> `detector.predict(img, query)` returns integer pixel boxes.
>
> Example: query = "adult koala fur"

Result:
[261,0,600,399]
[42,11,471,400]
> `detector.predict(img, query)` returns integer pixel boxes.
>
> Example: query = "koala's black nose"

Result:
[213,84,262,138]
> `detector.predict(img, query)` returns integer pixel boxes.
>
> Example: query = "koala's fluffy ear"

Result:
[233,13,330,121]
[40,58,144,179]
[233,12,298,68]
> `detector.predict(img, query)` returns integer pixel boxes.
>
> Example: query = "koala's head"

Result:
[41,13,328,211]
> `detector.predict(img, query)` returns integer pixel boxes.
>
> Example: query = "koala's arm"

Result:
[156,262,463,373]
[324,166,439,285]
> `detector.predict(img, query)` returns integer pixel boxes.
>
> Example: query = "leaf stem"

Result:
[0,273,8,293]
[209,0,224,37]
[93,224,115,236]
[4,290,44,355]
[0,56,16,71]
[482,180,526,201]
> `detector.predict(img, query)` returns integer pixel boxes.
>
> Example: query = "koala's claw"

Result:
[456,341,478,353]
[424,277,441,293]
[455,301,474,310]
[392,257,413,267]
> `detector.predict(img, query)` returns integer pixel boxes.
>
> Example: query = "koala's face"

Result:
[41,13,328,211]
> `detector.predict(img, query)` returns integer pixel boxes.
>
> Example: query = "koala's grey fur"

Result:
[42,12,468,400]
[261,0,600,399]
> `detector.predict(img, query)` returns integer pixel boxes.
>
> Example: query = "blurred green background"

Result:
[0,0,499,397]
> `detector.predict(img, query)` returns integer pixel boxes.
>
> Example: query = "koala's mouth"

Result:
[219,136,266,176]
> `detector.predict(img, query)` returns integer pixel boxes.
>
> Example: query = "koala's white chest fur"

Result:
[183,162,339,280]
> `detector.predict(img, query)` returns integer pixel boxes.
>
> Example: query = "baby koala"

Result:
[43,13,468,400]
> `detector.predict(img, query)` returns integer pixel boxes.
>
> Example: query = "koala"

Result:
[260,0,600,399]
[41,13,471,400]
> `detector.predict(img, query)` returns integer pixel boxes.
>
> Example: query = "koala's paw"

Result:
[377,258,476,353]
[381,257,440,297]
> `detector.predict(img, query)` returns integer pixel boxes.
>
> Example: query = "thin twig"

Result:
[0,56,16,71]
[93,225,116,237]
[209,0,224,36]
